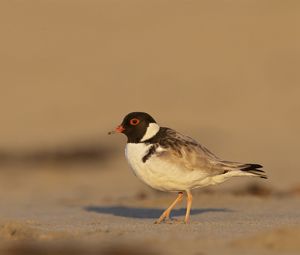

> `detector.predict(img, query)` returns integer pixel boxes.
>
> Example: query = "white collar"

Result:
[140,123,160,142]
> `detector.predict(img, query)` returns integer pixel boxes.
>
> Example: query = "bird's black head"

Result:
[110,112,160,143]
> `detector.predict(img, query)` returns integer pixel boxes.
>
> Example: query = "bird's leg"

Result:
[184,190,193,224]
[154,192,183,224]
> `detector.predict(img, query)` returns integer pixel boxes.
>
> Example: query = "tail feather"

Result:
[220,161,267,179]
[239,163,267,179]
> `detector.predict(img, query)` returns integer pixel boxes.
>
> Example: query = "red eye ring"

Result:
[130,118,140,126]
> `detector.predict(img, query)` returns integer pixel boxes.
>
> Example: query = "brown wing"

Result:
[156,128,227,177]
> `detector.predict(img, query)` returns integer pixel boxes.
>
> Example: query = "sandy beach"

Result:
[0,162,300,255]
[1,0,300,254]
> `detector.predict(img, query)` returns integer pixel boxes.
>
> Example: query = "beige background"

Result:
[1,0,300,188]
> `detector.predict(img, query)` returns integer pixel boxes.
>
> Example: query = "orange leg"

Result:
[185,190,193,224]
[155,192,183,224]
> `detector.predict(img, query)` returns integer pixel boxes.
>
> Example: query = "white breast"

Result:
[125,143,218,192]
[125,143,152,182]
[125,143,151,174]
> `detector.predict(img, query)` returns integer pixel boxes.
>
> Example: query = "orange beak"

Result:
[115,125,125,133]
[108,125,125,135]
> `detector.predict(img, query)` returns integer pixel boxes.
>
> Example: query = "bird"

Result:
[109,112,267,224]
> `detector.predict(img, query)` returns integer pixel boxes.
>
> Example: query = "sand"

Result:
[0,162,300,255]
[1,0,300,254]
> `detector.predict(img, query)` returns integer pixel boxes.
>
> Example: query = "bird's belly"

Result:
[129,158,193,191]
[125,143,209,192]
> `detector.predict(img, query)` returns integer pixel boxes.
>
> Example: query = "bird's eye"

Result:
[130,118,140,125]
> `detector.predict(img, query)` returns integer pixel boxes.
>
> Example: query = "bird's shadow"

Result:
[84,205,232,219]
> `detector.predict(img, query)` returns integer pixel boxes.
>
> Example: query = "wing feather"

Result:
[146,127,266,179]
[154,128,226,177]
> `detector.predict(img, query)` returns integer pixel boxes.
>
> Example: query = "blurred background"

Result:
[1,0,299,187]
[0,0,300,254]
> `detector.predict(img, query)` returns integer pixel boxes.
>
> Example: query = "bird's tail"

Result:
[220,161,267,179]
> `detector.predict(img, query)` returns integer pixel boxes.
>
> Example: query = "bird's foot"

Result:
[154,218,165,224]
[184,216,190,224]
[154,217,183,224]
